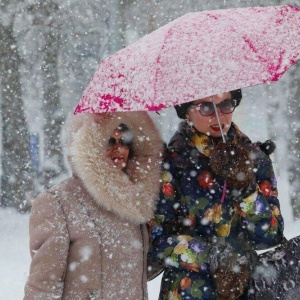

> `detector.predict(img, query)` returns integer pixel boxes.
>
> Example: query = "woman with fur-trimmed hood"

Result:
[24,112,163,300]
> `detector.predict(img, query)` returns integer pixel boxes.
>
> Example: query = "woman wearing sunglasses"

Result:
[148,90,284,299]
[24,112,163,300]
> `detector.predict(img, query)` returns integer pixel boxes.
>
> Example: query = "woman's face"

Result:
[106,129,130,170]
[186,92,234,138]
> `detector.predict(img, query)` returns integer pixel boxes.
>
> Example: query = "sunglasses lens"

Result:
[196,99,237,116]
[107,137,131,148]
[119,139,128,147]
[219,99,236,114]
[198,102,214,116]
[108,137,116,147]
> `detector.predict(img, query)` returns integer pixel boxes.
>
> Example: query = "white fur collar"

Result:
[69,112,163,224]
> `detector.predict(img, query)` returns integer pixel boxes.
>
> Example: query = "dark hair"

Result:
[230,89,242,106]
[115,123,134,159]
[174,89,242,119]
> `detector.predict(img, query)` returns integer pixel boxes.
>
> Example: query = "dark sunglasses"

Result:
[193,99,237,116]
[107,137,132,148]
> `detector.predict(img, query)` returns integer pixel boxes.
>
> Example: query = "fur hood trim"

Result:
[68,112,163,224]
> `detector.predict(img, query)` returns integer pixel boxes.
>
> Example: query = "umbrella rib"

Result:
[212,98,226,143]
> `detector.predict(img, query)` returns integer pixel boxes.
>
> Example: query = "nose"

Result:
[112,144,121,152]
[209,96,222,116]
[216,106,224,115]
[212,102,225,116]
[113,142,125,152]
[208,106,220,118]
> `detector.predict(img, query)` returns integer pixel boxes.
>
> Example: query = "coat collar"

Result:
[169,121,251,157]
[68,112,163,224]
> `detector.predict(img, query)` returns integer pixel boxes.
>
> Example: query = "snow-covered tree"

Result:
[287,62,300,219]
[0,1,34,210]
[26,1,66,188]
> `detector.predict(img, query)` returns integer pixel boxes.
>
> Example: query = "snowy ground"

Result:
[1,173,300,299]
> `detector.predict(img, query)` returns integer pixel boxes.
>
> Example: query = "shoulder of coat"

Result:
[30,177,79,208]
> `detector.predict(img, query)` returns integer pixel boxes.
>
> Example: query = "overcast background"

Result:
[1,0,300,298]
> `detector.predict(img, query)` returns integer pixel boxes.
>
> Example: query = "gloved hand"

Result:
[209,238,250,300]
[213,264,250,300]
[210,143,256,196]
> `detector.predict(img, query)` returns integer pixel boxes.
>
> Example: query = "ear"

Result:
[185,112,190,121]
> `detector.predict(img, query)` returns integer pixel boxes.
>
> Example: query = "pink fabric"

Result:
[75,5,300,114]
[221,181,227,204]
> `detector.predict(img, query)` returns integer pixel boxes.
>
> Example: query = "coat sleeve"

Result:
[148,153,211,273]
[24,192,70,300]
[233,146,284,249]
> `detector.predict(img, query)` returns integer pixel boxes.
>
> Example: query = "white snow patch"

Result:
[80,275,88,283]
[79,246,93,262]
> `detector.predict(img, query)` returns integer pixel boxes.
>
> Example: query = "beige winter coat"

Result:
[24,112,163,300]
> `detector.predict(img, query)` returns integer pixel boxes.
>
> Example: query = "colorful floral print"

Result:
[148,122,284,300]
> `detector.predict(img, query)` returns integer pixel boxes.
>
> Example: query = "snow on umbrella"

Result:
[75,5,300,114]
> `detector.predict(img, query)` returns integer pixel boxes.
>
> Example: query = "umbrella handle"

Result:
[212,98,227,143]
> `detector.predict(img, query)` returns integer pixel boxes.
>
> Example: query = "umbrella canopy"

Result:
[75,5,300,114]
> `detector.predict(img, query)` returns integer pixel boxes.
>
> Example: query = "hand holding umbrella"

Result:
[210,142,256,196]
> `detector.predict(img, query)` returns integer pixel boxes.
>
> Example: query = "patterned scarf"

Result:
[184,122,251,157]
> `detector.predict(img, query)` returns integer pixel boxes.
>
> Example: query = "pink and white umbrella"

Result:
[75,5,300,114]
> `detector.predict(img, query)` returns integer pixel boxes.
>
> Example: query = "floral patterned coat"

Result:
[148,122,284,300]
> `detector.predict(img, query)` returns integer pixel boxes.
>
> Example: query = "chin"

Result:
[116,163,128,170]
[210,132,223,138]
[210,127,230,138]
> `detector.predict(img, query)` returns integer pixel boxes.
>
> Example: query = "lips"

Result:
[112,157,124,162]
[211,124,224,132]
